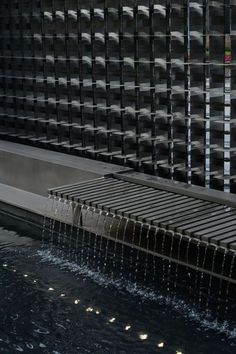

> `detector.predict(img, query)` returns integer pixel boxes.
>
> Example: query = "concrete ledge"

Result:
[0,140,130,196]
[0,183,47,238]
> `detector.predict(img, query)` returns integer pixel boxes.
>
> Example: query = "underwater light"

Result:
[157,342,164,348]
[139,333,148,340]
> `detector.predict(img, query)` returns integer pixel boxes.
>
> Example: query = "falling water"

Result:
[102,214,116,274]
[68,201,75,255]
[49,197,60,247]
[206,245,218,316]
[57,199,67,247]
[129,221,137,282]
[174,232,184,289]
[119,218,129,278]
[143,224,151,282]
[92,209,103,268]
[80,205,90,264]
[41,195,54,244]
[152,227,158,282]
[161,228,167,288]
[134,222,144,284]
[192,239,201,308]
[112,216,123,277]
[85,207,96,266]
[97,211,109,272]
[41,194,236,331]
[198,241,209,310]
[225,252,236,317]
[166,230,175,292]
[216,247,227,318]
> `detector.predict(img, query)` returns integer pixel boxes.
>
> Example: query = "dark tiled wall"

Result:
[0,1,235,192]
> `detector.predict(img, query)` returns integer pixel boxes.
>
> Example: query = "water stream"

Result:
[37,195,236,353]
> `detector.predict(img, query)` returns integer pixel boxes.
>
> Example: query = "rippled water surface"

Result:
[0,226,235,354]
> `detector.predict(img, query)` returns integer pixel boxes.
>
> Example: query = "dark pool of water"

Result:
[0,226,235,354]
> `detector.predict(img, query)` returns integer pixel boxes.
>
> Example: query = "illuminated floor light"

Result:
[139,333,148,340]
[86,307,94,312]
[176,351,183,354]
[109,317,116,323]
[157,342,164,348]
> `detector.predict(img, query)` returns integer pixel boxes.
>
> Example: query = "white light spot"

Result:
[24,274,28,278]
[86,307,93,312]
[74,299,80,305]
[3,264,7,267]
[157,342,164,348]
[33,280,37,283]
[176,351,183,354]
[139,333,148,340]
[109,317,116,323]
[95,310,100,315]
[125,325,131,331]
[60,293,66,297]
[48,287,54,291]
[13,269,16,272]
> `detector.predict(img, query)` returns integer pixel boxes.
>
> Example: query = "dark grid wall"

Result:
[0,0,235,192]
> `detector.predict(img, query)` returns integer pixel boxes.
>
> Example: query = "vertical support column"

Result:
[31,1,38,141]
[184,0,191,184]
[134,0,141,169]
[0,4,6,136]
[223,0,231,192]
[40,0,49,143]
[119,0,126,160]
[77,2,85,151]
[149,0,157,175]
[90,1,98,154]
[166,0,173,179]
[204,0,210,188]
[64,0,72,148]
[19,0,26,138]
[104,0,112,158]
[52,0,60,146]
[9,2,16,136]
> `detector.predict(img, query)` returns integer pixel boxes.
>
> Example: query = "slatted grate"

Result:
[49,174,236,252]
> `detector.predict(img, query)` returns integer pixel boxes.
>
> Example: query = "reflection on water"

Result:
[0,226,235,353]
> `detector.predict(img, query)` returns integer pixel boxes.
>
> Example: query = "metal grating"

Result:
[0,1,236,192]
[49,175,236,252]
